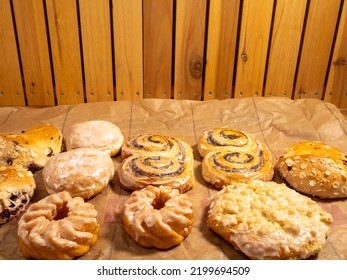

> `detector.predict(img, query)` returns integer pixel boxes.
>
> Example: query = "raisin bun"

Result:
[42,148,115,199]
[0,165,35,224]
[65,120,124,157]
[278,141,347,199]
[0,124,63,172]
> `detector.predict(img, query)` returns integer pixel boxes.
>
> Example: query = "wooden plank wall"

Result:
[0,0,346,107]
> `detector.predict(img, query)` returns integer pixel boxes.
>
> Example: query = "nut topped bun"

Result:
[0,124,63,172]
[278,141,347,199]
[65,120,124,157]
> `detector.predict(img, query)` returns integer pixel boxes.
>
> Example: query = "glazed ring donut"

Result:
[121,134,194,165]
[278,140,347,199]
[123,185,194,249]
[118,155,194,193]
[65,120,124,157]
[42,148,115,199]
[201,143,274,188]
[207,180,333,259]
[18,191,100,260]
[198,128,260,158]
[0,165,35,225]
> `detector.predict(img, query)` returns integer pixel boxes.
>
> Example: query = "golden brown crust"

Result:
[123,185,194,249]
[278,141,347,199]
[207,180,333,259]
[0,165,35,224]
[0,124,63,172]
[17,191,100,260]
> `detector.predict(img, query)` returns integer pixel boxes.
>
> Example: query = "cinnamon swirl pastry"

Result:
[121,134,193,165]
[198,128,260,158]
[118,155,194,193]
[202,148,274,189]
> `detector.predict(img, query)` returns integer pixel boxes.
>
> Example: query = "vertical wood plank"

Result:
[294,0,341,99]
[174,0,207,100]
[204,0,240,100]
[46,0,84,105]
[0,0,25,106]
[12,0,55,106]
[234,0,274,98]
[80,0,113,102]
[143,0,172,99]
[264,0,307,98]
[113,0,143,101]
[325,0,347,108]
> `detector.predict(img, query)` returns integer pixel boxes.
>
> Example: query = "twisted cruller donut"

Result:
[198,128,274,188]
[18,191,100,260]
[123,185,194,249]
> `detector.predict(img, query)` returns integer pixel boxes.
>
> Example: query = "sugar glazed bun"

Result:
[278,141,347,199]
[207,180,333,260]
[0,165,35,224]
[0,124,64,172]
[65,120,124,157]
[18,191,100,260]
[123,185,194,249]
[42,148,115,199]
[198,128,274,188]
[119,134,195,193]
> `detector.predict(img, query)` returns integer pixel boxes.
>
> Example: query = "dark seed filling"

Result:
[207,130,249,147]
[130,157,184,177]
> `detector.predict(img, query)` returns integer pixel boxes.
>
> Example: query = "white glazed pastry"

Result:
[42,148,115,199]
[207,180,333,260]
[65,120,124,157]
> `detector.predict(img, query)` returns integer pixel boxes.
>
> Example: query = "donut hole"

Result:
[152,198,166,210]
[54,202,69,220]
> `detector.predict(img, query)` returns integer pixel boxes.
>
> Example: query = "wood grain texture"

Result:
[143,0,172,99]
[324,0,347,108]
[46,0,84,105]
[113,0,143,101]
[174,0,207,100]
[204,0,240,100]
[0,0,25,106]
[264,0,307,98]
[12,0,55,106]
[234,0,274,98]
[294,0,341,100]
[80,0,114,102]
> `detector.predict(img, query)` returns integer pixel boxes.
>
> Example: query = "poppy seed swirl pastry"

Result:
[278,141,347,199]
[18,191,100,260]
[42,148,115,199]
[65,120,124,157]
[118,155,194,193]
[0,165,35,225]
[197,128,261,158]
[0,124,64,172]
[123,185,194,249]
[207,180,333,260]
[121,134,193,165]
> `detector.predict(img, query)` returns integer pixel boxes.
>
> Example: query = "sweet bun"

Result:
[0,165,35,224]
[18,191,100,260]
[207,180,333,260]
[0,124,64,172]
[65,120,124,157]
[42,148,115,199]
[123,185,194,249]
[278,141,347,199]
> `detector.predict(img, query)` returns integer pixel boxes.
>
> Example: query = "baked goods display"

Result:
[278,140,347,199]
[65,120,124,157]
[198,128,274,188]
[0,124,64,172]
[0,165,36,224]
[119,134,194,193]
[42,148,115,199]
[207,180,333,260]
[123,185,194,249]
[17,191,100,260]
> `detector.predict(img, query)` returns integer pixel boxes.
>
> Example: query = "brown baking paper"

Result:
[1,97,347,260]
